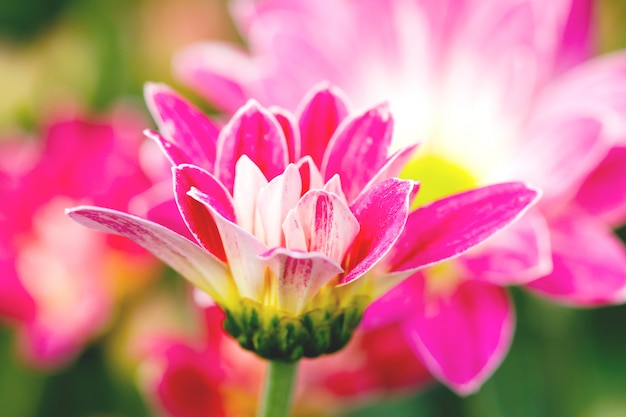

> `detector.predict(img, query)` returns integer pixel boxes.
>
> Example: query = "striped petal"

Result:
[215,100,289,192]
[66,207,231,305]
[144,83,219,171]
[261,248,342,314]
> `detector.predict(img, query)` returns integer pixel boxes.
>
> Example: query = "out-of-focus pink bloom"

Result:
[141,300,432,417]
[68,84,538,366]
[0,105,158,368]
[173,0,626,393]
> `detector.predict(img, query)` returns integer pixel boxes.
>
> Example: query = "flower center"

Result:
[400,153,478,208]
[223,294,369,362]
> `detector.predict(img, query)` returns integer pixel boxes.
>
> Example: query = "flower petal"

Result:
[341,178,414,285]
[257,164,302,248]
[403,278,514,395]
[284,189,359,265]
[66,207,231,305]
[575,146,626,225]
[525,211,626,306]
[188,188,268,302]
[232,155,269,236]
[511,115,608,204]
[462,210,553,285]
[360,143,420,201]
[296,83,350,167]
[174,42,254,113]
[270,106,301,163]
[174,164,233,261]
[215,100,289,192]
[260,248,342,314]
[387,182,539,273]
[144,83,219,171]
[322,103,394,202]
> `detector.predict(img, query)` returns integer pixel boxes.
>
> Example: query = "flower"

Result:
[68,83,538,362]
[173,0,626,392]
[0,105,158,367]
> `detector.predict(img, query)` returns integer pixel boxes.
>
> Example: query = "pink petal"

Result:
[513,115,608,204]
[525,211,626,306]
[260,248,342,314]
[403,278,514,395]
[188,188,268,301]
[66,207,231,305]
[321,103,394,202]
[359,144,420,201]
[174,42,255,113]
[144,83,219,171]
[296,83,349,167]
[361,272,423,330]
[341,178,414,285]
[215,100,289,192]
[284,190,359,265]
[295,156,324,195]
[270,106,301,163]
[387,182,539,272]
[575,146,626,225]
[462,210,553,285]
[174,164,233,261]
[553,0,594,73]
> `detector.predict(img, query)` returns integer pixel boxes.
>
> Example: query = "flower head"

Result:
[68,84,538,361]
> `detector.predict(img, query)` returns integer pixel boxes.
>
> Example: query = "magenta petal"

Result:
[388,182,539,272]
[575,146,626,225]
[360,144,419,198]
[322,103,394,202]
[361,272,423,330]
[296,83,350,168]
[215,100,289,192]
[174,164,233,261]
[270,106,301,163]
[525,211,626,306]
[260,248,342,314]
[403,278,514,395]
[144,83,219,171]
[341,178,414,285]
[462,211,553,286]
[66,207,230,303]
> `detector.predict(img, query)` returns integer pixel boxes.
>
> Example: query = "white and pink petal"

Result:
[66,207,233,305]
[261,248,342,314]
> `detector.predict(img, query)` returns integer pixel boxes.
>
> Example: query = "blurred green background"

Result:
[1,0,626,416]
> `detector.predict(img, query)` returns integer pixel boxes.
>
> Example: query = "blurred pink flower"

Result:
[68,83,538,369]
[172,0,626,393]
[0,105,158,367]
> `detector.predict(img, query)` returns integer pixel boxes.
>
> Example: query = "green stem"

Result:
[257,360,299,417]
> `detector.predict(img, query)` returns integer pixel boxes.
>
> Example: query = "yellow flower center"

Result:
[401,153,478,208]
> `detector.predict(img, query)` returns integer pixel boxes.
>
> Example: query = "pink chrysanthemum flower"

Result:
[68,84,537,362]
[173,0,626,392]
